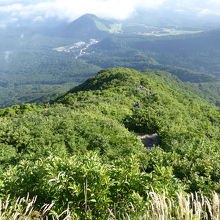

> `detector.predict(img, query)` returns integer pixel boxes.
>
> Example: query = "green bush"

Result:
[0,152,183,219]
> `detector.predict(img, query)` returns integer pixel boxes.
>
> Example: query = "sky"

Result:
[0,0,220,24]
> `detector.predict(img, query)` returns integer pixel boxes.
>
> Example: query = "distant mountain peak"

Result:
[78,13,98,19]
[72,13,98,24]
[64,13,122,40]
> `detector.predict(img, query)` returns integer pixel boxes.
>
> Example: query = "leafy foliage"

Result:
[0,68,219,218]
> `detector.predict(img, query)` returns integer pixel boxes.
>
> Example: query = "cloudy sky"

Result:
[0,0,220,24]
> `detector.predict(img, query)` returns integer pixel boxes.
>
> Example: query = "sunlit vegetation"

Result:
[0,184,219,219]
[83,31,220,105]
[0,68,219,218]
[1,27,220,108]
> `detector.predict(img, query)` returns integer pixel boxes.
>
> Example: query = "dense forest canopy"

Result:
[1,14,220,108]
[0,68,219,218]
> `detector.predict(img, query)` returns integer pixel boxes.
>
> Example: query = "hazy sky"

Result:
[0,0,220,23]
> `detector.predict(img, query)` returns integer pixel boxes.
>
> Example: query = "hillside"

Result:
[64,14,121,39]
[1,18,220,109]
[85,30,220,77]
[82,31,220,105]
[0,68,219,218]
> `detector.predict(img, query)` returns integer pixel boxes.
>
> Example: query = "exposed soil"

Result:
[136,133,159,148]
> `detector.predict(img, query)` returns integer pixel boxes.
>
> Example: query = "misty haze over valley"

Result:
[0,0,219,107]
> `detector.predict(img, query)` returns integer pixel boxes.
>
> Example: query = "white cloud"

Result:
[0,0,220,22]
[198,8,220,16]
[0,0,167,21]
[208,0,220,4]
[137,0,167,9]
[175,9,185,14]
[0,23,6,28]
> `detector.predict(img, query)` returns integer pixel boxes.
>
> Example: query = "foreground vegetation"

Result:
[0,68,219,218]
[1,187,219,219]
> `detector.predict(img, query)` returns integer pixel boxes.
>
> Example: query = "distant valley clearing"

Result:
[53,39,99,59]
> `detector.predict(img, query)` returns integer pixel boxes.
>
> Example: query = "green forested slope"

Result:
[1,28,220,109]
[82,33,220,106]
[0,68,219,219]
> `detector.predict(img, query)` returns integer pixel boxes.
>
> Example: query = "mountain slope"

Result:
[81,30,220,105]
[0,68,219,218]
[84,30,220,76]
[64,13,121,39]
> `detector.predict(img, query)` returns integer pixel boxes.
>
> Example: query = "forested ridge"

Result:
[1,25,220,108]
[0,68,219,219]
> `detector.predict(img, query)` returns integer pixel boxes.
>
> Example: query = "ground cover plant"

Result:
[0,68,219,219]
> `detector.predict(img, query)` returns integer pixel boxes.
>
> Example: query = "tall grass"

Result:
[0,194,71,220]
[109,192,219,220]
[0,192,219,219]
[140,192,219,220]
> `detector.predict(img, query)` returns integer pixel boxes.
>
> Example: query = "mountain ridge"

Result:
[63,13,121,39]
[0,68,220,218]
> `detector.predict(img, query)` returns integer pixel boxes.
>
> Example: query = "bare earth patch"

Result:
[136,133,159,148]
